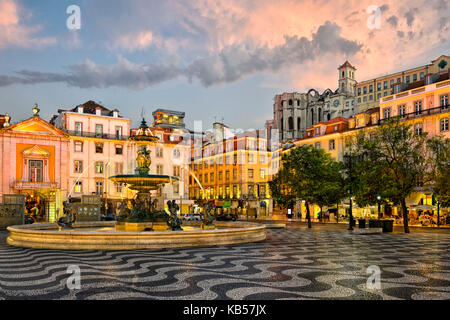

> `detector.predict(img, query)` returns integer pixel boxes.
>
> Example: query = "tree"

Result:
[271,145,346,228]
[427,136,450,208]
[268,173,295,211]
[346,118,433,233]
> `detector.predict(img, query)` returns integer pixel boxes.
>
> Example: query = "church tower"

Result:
[338,61,356,94]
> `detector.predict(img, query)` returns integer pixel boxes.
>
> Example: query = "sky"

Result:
[0,0,448,130]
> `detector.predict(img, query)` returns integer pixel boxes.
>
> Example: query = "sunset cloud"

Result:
[0,0,55,49]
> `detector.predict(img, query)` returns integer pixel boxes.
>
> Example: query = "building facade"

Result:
[50,100,132,202]
[189,122,273,217]
[0,107,70,222]
[274,61,357,142]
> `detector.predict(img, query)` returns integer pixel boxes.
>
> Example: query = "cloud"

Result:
[0,0,55,49]
[404,8,418,27]
[0,21,361,88]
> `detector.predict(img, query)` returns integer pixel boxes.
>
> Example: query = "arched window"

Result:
[311,109,314,125]
[288,117,294,130]
[318,108,322,122]
[327,113,331,121]
[297,117,301,131]
[288,99,293,106]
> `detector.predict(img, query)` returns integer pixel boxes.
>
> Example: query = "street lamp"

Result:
[343,153,354,231]
[437,200,440,227]
[377,195,381,219]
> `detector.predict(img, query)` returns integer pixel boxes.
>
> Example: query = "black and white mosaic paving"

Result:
[0,228,449,300]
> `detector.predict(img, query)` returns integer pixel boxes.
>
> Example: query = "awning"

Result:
[410,204,436,210]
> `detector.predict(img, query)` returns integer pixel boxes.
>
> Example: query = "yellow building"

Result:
[356,55,450,112]
[189,123,272,217]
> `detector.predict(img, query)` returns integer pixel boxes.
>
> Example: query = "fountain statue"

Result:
[57,201,77,229]
[201,203,216,230]
[109,118,181,232]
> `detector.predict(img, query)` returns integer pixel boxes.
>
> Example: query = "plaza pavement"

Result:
[0,225,449,300]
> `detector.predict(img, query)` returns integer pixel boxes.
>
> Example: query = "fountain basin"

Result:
[6,221,266,250]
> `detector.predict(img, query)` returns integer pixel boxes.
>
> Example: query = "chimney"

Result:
[77,106,84,113]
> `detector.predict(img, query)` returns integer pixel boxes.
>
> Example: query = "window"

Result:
[95,182,103,195]
[248,169,254,179]
[358,98,361,103]
[233,168,237,180]
[210,172,214,182]
[74,141,83,152]
[377,83,381,91]
[425,74,432,85]
[394,84,401,94]
[414,123,423,135]
[398,105,406,117]
[383,81,387,89]
[413,74,417,82]
[75,122,82,136]
[420,72,424,80]
[440,118,449,132]
[233,154,238,165]
[414,101,422,115]
[377,93,381,99]
[390,79,394,87]
[363,96,367,102]
[314,142,321,149]
[115,126,122,139]
[115,162,123,174]
[29,160,43,182]
[218,171,222,181]
[369,85,373,93]
[257,169,264,179]
[358,88,361,96]
[173,183,179,195]
[441,95,449,108]
[173,166,180,177]
[156,165,163,175]
[115,183,123,193]
[156,147,163,157]
[406,75,410,83]
[204,174,208,183]
[383,107,391,119]
[225,170,230,181]
[329,139,335,150]
[74,181,82,193]
[95,124,103,138]
[95,162,103,174]
[363,86,367,94]
[259,154,265,164]
[315,127,320,135]
[369,95,373,101]
[95,143,103,153]
[173,149,180,158]
[397,77,401,83]
[74,160,83,173]
[248,154,254,163]
[115,145,123,155]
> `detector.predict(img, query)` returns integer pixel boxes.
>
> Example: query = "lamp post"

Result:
[344,153,354,231]
[377,195,381,219]
[437,200,440,227]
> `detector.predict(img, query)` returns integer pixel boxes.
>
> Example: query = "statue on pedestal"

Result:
[167,200,182,231]
[57,201,76,229]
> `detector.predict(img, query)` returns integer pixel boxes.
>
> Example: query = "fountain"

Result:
[6,118,266,250]
[109,118,181,231]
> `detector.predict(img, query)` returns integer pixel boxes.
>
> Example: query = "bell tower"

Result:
[338,61,356,94]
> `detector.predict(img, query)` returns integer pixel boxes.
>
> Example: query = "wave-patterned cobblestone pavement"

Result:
[0,229,449,300]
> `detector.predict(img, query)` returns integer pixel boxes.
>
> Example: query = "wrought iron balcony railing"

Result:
[13,180,59,189]
[66,130,129,141]
[378,105,449,125]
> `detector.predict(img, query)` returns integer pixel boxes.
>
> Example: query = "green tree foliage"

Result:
[270,144,346,228]
[427,136,450,208]
[346,118,446,233]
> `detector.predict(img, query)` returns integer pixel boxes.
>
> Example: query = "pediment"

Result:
[2,117,68,136]
[22,145,50,157]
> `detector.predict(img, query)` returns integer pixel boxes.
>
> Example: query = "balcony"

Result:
[13,180,59,190]
[66,130,129,141]
[378,105,450,125]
